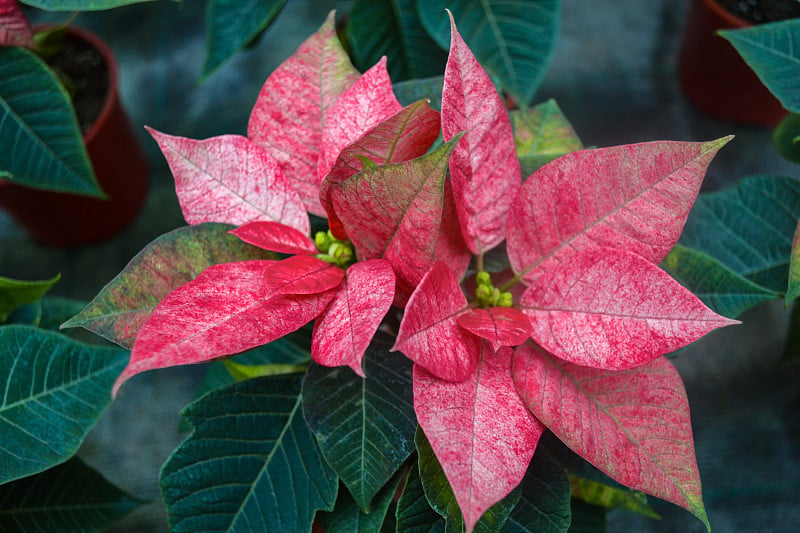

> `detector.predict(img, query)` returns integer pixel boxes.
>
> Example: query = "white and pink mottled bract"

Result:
[0,0,33,48]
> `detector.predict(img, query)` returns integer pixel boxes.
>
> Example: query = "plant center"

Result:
[314,230,355,268]
[474,271,513,308]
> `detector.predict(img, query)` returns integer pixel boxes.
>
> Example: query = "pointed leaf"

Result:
[720,20,800,113]
[568,476,660,519]
[332,137,460,303]
[0,47,100,195]
[318,57,403,181]
[0,456,141,531]
[315,470,403,533]
[147,129,309,233]
[202,0,287,79]
[520,247,737,370]
[0,0,34,47]
[230,220,317,255]
[508,138,731,283]
[222,359,307,380]
[311,259,395,376]
[320,100,441,233]
[62,223,272,348]
[418,0,559,107]
[248,11,359,215]
[513,344,710,530]
[116,257,342,394]
[456,307,532,350]
[501,448,572,533]
[0,273,60,322]
[346,0,447,81]
[396,463,446,533]
[442,11,520,254]
[663,243,780,318]
[393,261,479,382]
[786,218,800,305]
[415,426,524,533]
[679,174,800,293]
[303,332,416,512]
[511,99,583,179]
[414,345,544,533]
[160,374,338,533]
[0,326,126,484]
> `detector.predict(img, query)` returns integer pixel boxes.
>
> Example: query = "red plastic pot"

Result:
[0,25,148,247]
[678,0,787,126]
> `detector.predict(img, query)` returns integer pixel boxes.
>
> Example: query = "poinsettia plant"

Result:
[60,9,738,532]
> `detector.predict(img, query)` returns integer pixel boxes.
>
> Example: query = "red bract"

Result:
[392,15,736,532]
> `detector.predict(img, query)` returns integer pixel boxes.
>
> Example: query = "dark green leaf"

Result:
[567,500,606,533]
[679,175,800,293]
[302,331,416,512]
[417,0,560,107]
[501,447,571,533]
[0,326,127,484]
[0,456,140,532]
[19,0,162,9]
[0,274,60,323]
[394,76,444,112]
[720,19,800,113]
[0,47,100,195]
[662,244,780,318]
[347,0,447,81]
[511,99,583,179]
[396,460,446,533]
[415,428,520,532]
[316,472,404,533]
[160,374,338,533]
[5,303,41,326]
[202,0,288,80]
[62,223,273,348]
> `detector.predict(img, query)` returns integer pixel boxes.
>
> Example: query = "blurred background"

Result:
[1,0,798,531]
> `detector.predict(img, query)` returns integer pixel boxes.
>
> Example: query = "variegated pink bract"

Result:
[391,14,735,532]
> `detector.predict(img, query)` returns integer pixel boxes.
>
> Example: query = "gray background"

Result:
[2,0,798,531]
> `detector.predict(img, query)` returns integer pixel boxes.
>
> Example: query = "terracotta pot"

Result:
[678,0,787,126]
[0,25,148,247]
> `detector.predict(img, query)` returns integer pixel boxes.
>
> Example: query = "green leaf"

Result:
[38,297,87,332]
[415,428,520,532]
[396,461,446,533]
[773,113,800,164]
[0,47,100,196]
[567,500,606,533]
[568,476,659,519]
[417,0,560,107]
[511,99,583,179]
[302,331,416,512]
[62,223,272,348]
[347,0,447,81]
[787,216,800,304]
[316,473,404,533]
[0,456,141,531]
[0,325,127,484]
[720,19,800,113]
[662,244,780,318]
[160,373,338,533]
[202,0,288,80]
[680,175,800,293]
[19,0,162,9]
[0,274,60,323]
[222,359,307,380]
[501,448,571,533]
[394,76,444,112]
